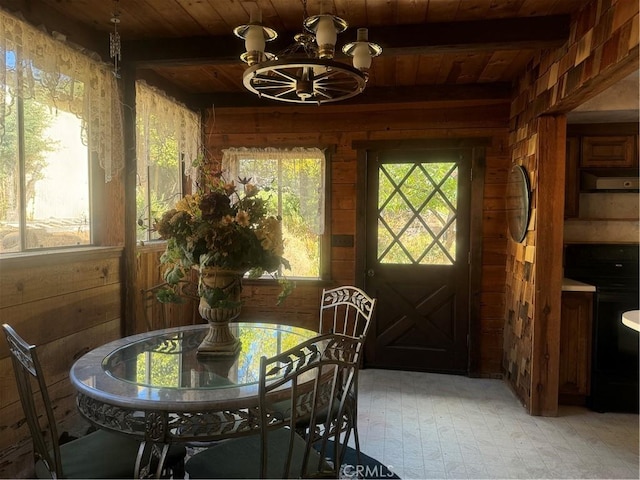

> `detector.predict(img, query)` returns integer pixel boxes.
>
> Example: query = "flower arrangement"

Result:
[154,170,292,308]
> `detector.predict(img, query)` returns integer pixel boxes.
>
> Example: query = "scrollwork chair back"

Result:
[319,285,376,338]
[185,332,365,479]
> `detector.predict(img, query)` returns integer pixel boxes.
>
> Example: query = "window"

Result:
[222,147,328,280]
[0,97,90,252]
[0,10,123,254]
[377,161,459,265]
[135,82,200,242]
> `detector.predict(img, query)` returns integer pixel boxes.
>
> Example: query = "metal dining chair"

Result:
[185,332,364,478]
[318,285,376,463]
[2,323,186,479]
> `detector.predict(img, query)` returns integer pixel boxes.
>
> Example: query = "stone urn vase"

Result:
[197,266,244,356]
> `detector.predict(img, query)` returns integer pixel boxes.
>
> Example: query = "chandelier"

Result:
[233,1,382,105]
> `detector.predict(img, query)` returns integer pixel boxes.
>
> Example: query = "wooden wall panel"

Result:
[101,173,126,246]
[477,133,509,374]
[207,102,509,135]
[0,258,120,308]
[0,284,121,358]
[0,248,124,478]
[240,283,321,332]
[504,0,639,415]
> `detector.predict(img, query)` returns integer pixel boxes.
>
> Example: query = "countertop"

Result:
[562,277,597,292]
[622,310,640,332]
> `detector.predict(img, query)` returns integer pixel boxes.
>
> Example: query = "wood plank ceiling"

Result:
[3,0,588,108]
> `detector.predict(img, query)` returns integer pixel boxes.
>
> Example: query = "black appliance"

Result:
[564,244,639,413]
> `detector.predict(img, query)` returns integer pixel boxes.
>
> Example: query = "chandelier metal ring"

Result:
[242,58,367,104]
[235,3,381,105]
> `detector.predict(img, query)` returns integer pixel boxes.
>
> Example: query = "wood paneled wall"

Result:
[203,99,511,376]
[0,247,124,478]
[504,0,639,415]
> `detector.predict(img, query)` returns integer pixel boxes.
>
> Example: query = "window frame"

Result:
[320,147,332,282]
[0,94,95,254]
[134,81,200,244]
[135,141,186,244]
[221,146,332,283]
[0,9,123,257]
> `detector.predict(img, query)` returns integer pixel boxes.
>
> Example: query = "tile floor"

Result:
[355,369,639,479]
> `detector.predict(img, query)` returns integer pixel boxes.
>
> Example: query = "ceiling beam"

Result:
[136,70,204,111]
[188,83,512,109]
[136,68,512,110]
[124,15,570,68]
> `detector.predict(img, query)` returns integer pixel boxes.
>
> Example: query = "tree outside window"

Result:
[222,148,327,280]
[136,125,182,242]
[135,82,200,242]
[0,95,90,253]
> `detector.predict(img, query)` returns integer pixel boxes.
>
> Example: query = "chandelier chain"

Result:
[109,0,121,78]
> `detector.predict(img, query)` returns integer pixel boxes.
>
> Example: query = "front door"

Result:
[363,148,472,373]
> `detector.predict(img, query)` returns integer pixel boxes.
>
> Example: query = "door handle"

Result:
[367,269,375,277]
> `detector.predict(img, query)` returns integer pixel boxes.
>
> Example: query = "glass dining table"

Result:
[69,322,317,474]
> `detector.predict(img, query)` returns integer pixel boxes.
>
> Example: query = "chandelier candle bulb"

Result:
[352,30,373,72]
[353,45,371,71]
[244,25,266,63]
[315,15,338,58]
[343,28,382,80]
[233,11,277,66]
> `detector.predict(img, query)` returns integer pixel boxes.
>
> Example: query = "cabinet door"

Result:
[559,291,593,402]
[581,136,636,168]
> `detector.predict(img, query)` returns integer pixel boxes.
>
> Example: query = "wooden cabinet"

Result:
[581,135,637,168]
[559,291,594,405]
[564,124,639,218]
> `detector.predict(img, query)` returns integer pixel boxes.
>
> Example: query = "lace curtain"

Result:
[222,147,326,234]
[135,81,200,184]
[0,9,123,181]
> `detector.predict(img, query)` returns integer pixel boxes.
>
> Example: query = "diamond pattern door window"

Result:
[377,162,458,265]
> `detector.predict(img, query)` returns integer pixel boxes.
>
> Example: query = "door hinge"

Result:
[470,168,473,181]
[468,251,471,264]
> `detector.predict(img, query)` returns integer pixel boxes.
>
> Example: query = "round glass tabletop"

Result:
[70,322,317,410]
[103,322,313,390]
